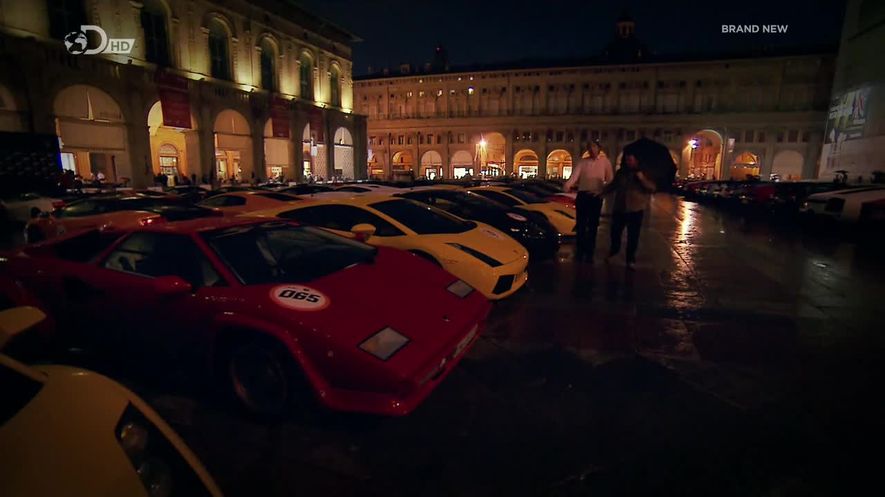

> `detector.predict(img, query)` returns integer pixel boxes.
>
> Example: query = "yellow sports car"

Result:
[466,186,577,236]
[246,196,529,299]
[0,307,224,497]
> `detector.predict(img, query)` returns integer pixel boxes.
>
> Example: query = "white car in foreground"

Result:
[1,193,61,224]
[801,186,885,222]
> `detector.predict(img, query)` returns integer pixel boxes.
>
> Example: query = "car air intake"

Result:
[492,275,515,295]
[825,198,845,213]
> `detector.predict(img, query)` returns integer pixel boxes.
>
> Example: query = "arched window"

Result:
[141,0,170,66]
[329,64,341,107]
[208,19,231,80]
[259,38,276,91]
[299,53,314,100]
[47,0,87,40]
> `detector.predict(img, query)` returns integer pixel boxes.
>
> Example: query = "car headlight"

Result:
[446,243,502,267]
[115,405,215,497]
[359,327,410,360]
[447,279,474,298]
[506,212,528,222]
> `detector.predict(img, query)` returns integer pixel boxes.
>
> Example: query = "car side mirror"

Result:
[351,223,377,241]
[153,275,193,297]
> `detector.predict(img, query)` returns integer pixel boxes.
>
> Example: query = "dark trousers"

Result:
[575,192,603,260]
[609,210,644,263]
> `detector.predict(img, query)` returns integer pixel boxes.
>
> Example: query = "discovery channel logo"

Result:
[64,26,134,55]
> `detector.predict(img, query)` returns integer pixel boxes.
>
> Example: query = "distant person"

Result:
[602,152,656,270]
[564,140,613,263]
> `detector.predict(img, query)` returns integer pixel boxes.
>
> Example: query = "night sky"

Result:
[297,0,847,76]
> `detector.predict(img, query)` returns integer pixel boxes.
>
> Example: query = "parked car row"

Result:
[1,180,575,426]
[679,179,885,223]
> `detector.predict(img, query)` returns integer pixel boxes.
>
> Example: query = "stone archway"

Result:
[420,150,443,179]
[514,149,539,178]
[546,149,573,179]
[479,131,506,176]
[684,129,723,179]
[214,109,252,182]
[450,149,474,178]
[771,150,804,181]
[264,118,293,181]
[730,151,760,180]
[148,100,202,186]
[368,151,385,179]
[54,84,131,184]
[333,127,354,180]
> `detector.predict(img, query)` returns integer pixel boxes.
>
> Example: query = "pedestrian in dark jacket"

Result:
[602,153,656,270]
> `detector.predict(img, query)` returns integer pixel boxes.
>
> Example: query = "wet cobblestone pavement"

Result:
[57,195,885,496]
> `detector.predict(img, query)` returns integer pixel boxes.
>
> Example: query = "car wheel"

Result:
[226,339,297,417]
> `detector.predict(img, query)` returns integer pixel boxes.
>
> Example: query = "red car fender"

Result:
[208,312,332,399]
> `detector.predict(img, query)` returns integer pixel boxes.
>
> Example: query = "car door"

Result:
[70,232,224,361]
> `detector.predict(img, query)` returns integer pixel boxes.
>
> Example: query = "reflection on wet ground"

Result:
[62,196,885,496]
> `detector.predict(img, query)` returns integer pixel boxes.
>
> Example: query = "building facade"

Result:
[0,0,367,188]
[355,20,835,182]
[819,0,885,181]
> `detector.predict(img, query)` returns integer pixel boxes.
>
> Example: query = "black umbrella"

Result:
[621,138,678,191]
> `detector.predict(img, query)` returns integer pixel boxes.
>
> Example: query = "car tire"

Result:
[222,336,305,419]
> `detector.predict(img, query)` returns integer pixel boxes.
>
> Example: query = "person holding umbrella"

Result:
[603,152,658,270]
[564,140,613,263]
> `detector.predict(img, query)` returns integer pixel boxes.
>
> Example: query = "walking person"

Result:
[564,141,613,263]
[603,152,657,270]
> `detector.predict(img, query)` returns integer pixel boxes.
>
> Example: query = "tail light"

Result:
[51,200,65,209]
[139,216,167,227]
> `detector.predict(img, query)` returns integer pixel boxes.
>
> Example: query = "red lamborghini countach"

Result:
[1,218,490,416]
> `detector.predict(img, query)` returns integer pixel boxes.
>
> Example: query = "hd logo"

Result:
[64,26,134,55]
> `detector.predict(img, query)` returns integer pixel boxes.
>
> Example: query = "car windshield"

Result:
[369,199,476,234]
[203,222,376,285]
[451,191,508,210]
[504,188,546,204]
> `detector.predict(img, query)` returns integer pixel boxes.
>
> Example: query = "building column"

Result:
[251,119,265,182]
[805,130,824,179]
[324,109,334,179]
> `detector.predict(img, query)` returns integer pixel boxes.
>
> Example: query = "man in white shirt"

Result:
[564,141,613,262]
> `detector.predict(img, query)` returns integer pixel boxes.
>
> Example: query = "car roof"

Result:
[138,216,288,234]
[244,195,411,217]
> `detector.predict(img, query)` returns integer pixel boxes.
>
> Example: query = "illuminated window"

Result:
[260,38,277,91]
[207,19,231,80]
[141,0,170,66]
[300,53,314,100]
[330,64,341,106]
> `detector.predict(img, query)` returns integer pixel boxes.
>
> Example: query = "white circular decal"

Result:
[270,285,330,311]
[482,228,502,239]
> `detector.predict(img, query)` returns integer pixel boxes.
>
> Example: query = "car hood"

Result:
[259,247,490,376]
[417,222,528,265]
